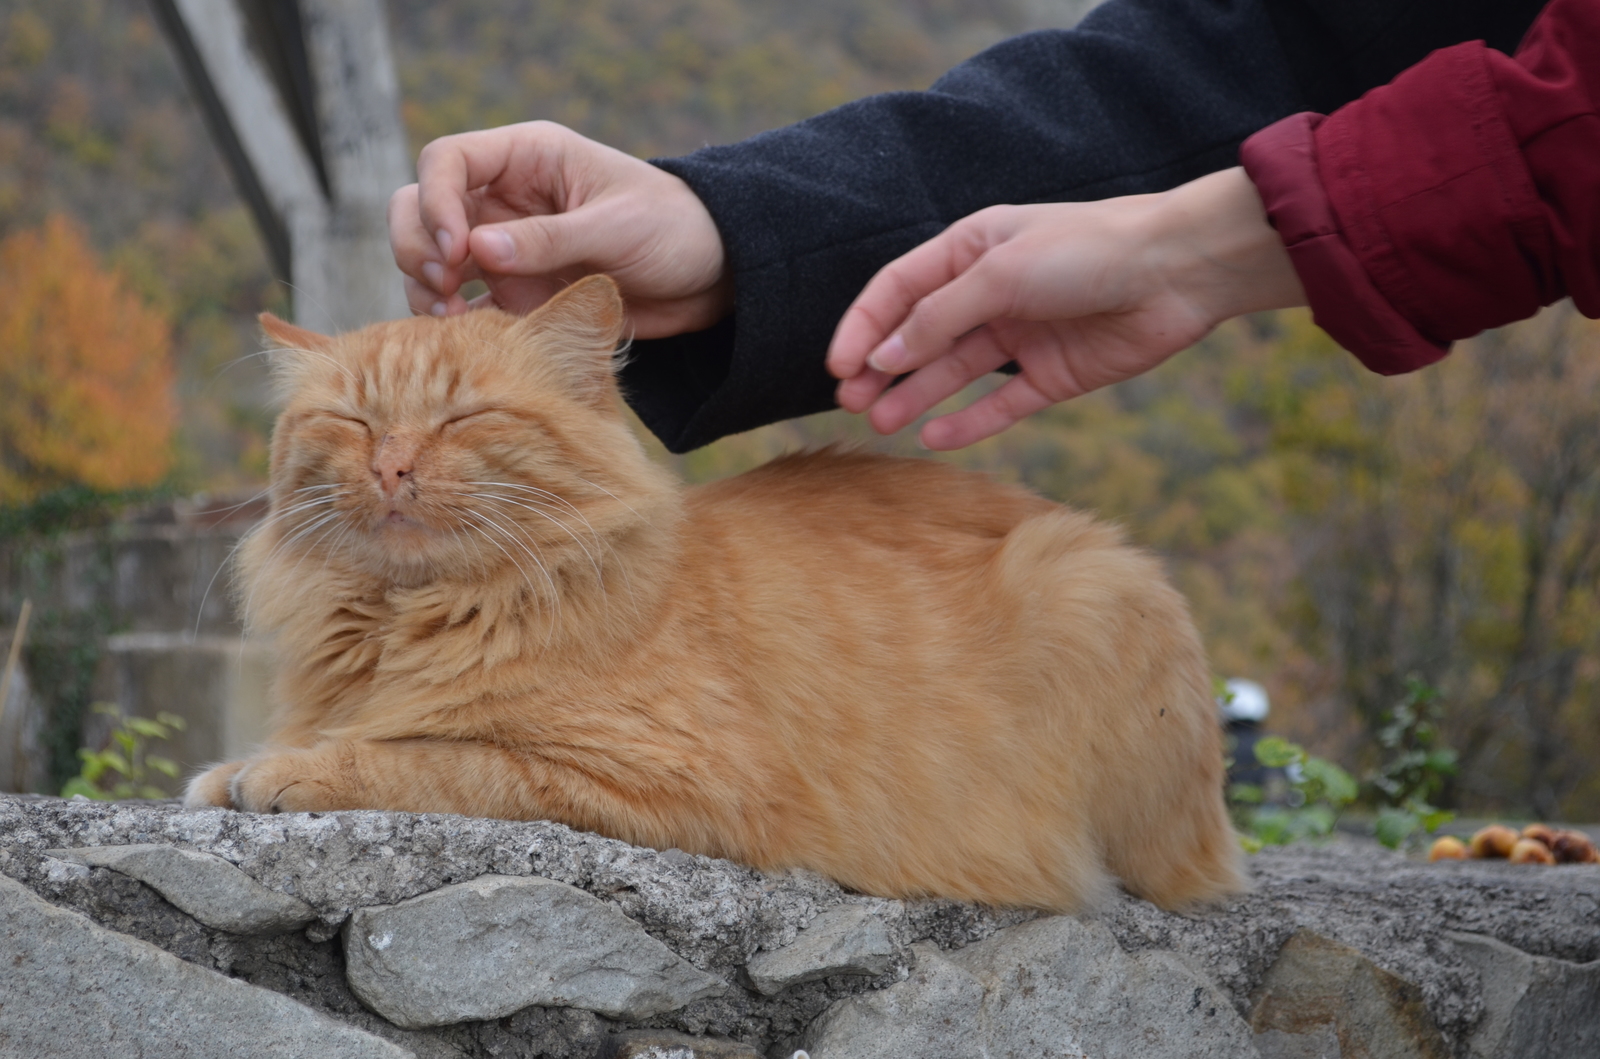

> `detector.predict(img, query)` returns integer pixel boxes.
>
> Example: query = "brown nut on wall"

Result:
[1521,823,1558,849]
[1429,836,1468,862]
[1509,838,1558,865]
[1470,825,1520,859]
[1551,830,1598,864]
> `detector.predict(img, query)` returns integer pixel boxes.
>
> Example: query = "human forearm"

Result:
[825,168,1303,449]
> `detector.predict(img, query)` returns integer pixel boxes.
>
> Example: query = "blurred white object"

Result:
[1219,678,1269,723]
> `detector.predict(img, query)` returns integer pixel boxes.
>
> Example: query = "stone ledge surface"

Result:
[0,874,407,1059]
[3,795,1598,1059]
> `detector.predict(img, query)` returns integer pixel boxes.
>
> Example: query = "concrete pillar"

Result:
[151,0,411,333]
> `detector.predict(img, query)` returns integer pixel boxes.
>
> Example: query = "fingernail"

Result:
[430,301,447,317]
[867,334,907,373]
[435,229,453,260]
[421,261,444,289]
[478,229,515,266]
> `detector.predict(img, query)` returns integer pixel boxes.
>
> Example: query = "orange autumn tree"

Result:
[0,216,176,504]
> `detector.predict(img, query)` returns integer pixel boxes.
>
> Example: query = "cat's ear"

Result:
[259,312,333,354]
[520,275,627,410]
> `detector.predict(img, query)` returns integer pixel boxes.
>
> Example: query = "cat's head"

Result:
[254,275,670,588]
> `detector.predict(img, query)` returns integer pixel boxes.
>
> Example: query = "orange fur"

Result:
[184,276,1243,911]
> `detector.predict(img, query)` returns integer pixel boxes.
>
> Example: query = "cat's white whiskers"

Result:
[465,481,640,621]
[240,507,351,624]
[278,509,351,576]
[233,492,352,613]
[469,507,561,605]
[576,476,650,525]
[456,510,556,651]
[461,491,606,589]
[192,487,277,637]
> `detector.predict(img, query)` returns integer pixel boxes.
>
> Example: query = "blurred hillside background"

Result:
[1,0,1597,818]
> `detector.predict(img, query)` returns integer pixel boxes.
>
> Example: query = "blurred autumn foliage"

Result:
[0,215,175,502]
[1,0,1596,818]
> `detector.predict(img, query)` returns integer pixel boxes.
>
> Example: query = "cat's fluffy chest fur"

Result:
[185,276,1242,912]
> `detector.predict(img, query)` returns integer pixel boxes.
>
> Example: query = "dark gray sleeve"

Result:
[625,0,1545,453]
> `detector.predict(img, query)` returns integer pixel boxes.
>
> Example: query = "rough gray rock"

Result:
[805,918,1258,1059]
[5,797,1600,1059]
[1095,838,1600,1053]
[598,1029,764,1058]
[1249,930,1450,1059]
[1254,1023,1342,1059]
[1449,932,1600,1059]
[744,902,903,995]
[345,874,728,1027]
[50,842,317,934]
[0,874,410,1059]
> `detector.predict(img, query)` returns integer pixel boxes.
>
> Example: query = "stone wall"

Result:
[2,796,1598,1059]
[0,497,271,793]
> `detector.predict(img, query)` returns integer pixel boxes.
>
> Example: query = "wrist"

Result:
[1148,167,1307,326]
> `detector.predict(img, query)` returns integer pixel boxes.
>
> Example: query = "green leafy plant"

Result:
[60,703,185,800]
[1366,677,1458,849]
[1230,736,1358,852]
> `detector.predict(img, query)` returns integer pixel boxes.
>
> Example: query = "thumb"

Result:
[468,211,600,278]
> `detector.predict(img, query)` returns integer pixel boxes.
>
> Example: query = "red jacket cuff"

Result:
[1240,113,1449,376]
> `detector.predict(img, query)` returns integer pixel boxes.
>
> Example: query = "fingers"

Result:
[404,275,469,317]
[393,184,459,305]
[867,330,1012,435]
[414,128,531,269]
[398,123,579,311]
[836,366,897,413]
[468,208,595,278]
[829,207,1028,382]
[919,373,1056,451]
[827,212,1008,380]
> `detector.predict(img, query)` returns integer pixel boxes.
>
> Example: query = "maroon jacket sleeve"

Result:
[1240,0,1600,375]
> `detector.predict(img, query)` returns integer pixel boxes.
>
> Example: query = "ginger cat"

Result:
[185,276,1242,912]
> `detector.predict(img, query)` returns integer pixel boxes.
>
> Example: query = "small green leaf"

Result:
[1301,757,1358,805]
[126,717,169,738]
[60,777,108,800]
[1425,749,1458,773]
[1375,809,1419,849]
[156,712,187,732]
[145,755,180,778]
[1420,809,1455,834]
[1238,833,1264,854]
[78,754,108,783]
[1299,804,1337,838]
[1228,783,1264,805]
[1253,737,1301,769]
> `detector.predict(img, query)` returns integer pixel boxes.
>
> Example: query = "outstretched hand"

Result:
[388,121,732,337]
[826,167,1307,450]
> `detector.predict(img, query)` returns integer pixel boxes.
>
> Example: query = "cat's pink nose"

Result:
[372,435,418,498]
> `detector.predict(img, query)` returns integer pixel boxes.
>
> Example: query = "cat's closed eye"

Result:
[440,408,502,432]
[311,410,371,435]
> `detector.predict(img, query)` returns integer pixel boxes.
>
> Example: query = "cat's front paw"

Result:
[230,746,358,814]
[184,761,246,809]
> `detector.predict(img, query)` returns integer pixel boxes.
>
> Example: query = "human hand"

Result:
[826,167,1306,450]
[388,121,732,337]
